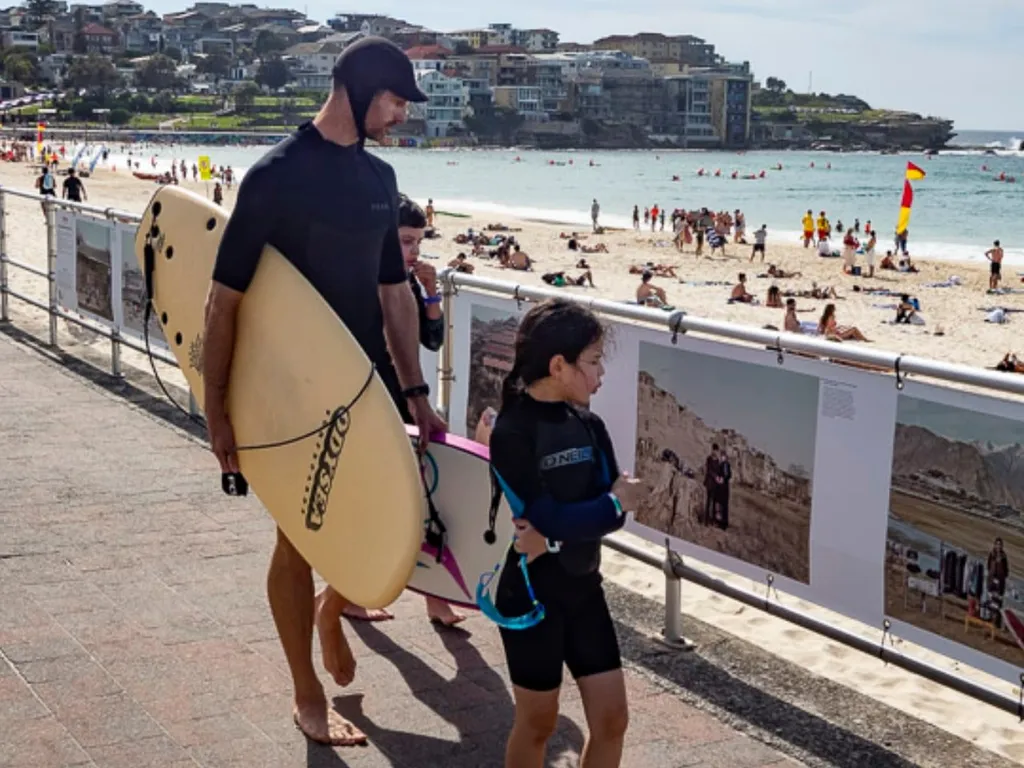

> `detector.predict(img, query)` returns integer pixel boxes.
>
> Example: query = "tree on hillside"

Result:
[2,51,39,85]
[254,30,287,56]
[255,55,289,90]
[22,0,57,30]
[72,6,87,54]
[765,76,788,94]
[135,53,179,90]
[67,54,119,90]
[232,81,260,111]
[197,51,230,79]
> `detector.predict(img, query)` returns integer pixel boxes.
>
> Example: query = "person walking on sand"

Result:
[750,224,767,262]
[986,240,1004,291]
[203,37,444,748]
[863,228,877,278]
[802,210,814,248]
[591,198,600,232]
[632,205,640,230]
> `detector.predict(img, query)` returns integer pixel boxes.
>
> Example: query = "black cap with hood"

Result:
[331,36,428,144]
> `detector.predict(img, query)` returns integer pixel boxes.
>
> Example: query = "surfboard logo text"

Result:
[303,407,351,531]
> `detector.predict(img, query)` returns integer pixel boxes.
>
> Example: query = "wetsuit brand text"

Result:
[303,407,351,531]
[540,446,594,471]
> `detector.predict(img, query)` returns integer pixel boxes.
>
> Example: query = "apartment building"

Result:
[1,29,39,49]
[520,28,558,52]
[493,85,543,121]
[413,68,467,137]
[592,32,719,67]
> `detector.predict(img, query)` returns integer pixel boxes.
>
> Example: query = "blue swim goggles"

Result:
[476,541,553,631]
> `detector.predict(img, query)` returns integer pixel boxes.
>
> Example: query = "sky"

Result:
[639,342,819,472]
[897,396,1024,447]
[147,0,1024,132]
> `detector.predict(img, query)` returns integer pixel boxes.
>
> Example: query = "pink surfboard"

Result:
[404,427,516,609]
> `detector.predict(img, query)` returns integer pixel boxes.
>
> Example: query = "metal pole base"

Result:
[656,539,696,652]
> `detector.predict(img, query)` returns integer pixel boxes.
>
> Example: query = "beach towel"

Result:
[799,321,820,335]
[872,303,898,310]
[684,280,732,287]
[986,308,1009,324]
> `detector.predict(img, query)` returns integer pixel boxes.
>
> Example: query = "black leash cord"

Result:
[141,238,375,454]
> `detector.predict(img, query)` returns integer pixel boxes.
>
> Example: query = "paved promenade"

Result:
[0,328,803,768]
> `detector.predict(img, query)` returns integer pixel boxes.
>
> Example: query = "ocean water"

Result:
[90,133,1024,266]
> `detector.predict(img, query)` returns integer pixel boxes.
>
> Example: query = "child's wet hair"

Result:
[501,298,605,407]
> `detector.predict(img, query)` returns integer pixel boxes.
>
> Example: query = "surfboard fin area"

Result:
[133,184,425,609]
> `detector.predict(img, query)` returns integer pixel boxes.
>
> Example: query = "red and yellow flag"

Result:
[896,162,926,234]
[905,161,926,181]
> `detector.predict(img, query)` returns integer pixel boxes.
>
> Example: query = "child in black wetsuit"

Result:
[487,298,646,767]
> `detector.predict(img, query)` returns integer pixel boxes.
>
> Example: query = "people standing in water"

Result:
[486,298,645,768]
[330,194,466,628]
[203,37,445,747]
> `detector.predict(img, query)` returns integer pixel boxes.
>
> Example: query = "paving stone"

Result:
[0,714,92,767]
[85,735,194,768]
[52,692,165,748]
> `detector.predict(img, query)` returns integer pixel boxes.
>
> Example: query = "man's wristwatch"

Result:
[402,383,430,399]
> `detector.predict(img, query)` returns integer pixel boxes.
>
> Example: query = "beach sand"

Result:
[3,160,1021,374]
[3,160,1024,762]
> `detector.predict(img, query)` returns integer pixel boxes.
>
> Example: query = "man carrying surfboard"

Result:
[203,37,446,747]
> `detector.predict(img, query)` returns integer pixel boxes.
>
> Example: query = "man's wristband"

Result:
[402,383,430,399]
[423,295,442,305]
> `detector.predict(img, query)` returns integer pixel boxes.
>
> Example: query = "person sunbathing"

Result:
[505,244,532,271]
[448,253,475,273]
[629,262,677,278]
[818,303,870,342]
[578,242,608,254]
[637,271,669,307]
[559,231,587,240]
[542,269,594,288]
[767,264,802,279]
[766,285,783,308]
[996,353,1024,373]
[730,273,755,303]
[895,294,917,324]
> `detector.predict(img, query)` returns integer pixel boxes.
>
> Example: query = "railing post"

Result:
[438,267,456,423]
[110,327,123,377]
[44,197,58,347]
[0,187,8,323]
[659,538,695,651]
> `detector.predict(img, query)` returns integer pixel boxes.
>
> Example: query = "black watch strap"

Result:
[402,383,430,399]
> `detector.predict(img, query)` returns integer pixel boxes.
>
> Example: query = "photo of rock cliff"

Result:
[635,342,816,583]
[466,304,518,443]
[885,395,1024,666]
[74,218,113,323]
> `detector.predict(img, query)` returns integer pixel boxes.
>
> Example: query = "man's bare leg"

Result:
[340,599,394,622]
[268,528,364,746]
[314,587,359,685]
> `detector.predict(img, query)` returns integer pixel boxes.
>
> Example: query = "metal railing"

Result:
[1,184,1021,718]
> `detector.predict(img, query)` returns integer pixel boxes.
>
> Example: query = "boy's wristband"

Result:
[424,295,442,305]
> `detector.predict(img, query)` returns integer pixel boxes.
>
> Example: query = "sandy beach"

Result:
[3,158,1018,376]
[4,158,1024,763]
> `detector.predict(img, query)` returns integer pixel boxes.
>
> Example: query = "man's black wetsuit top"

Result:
[212,122,407,403]
[409,272,444,352]
[489,392,626,692]
[489,392,625,577]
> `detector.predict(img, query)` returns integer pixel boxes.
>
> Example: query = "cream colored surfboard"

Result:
[135,185,424,609]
